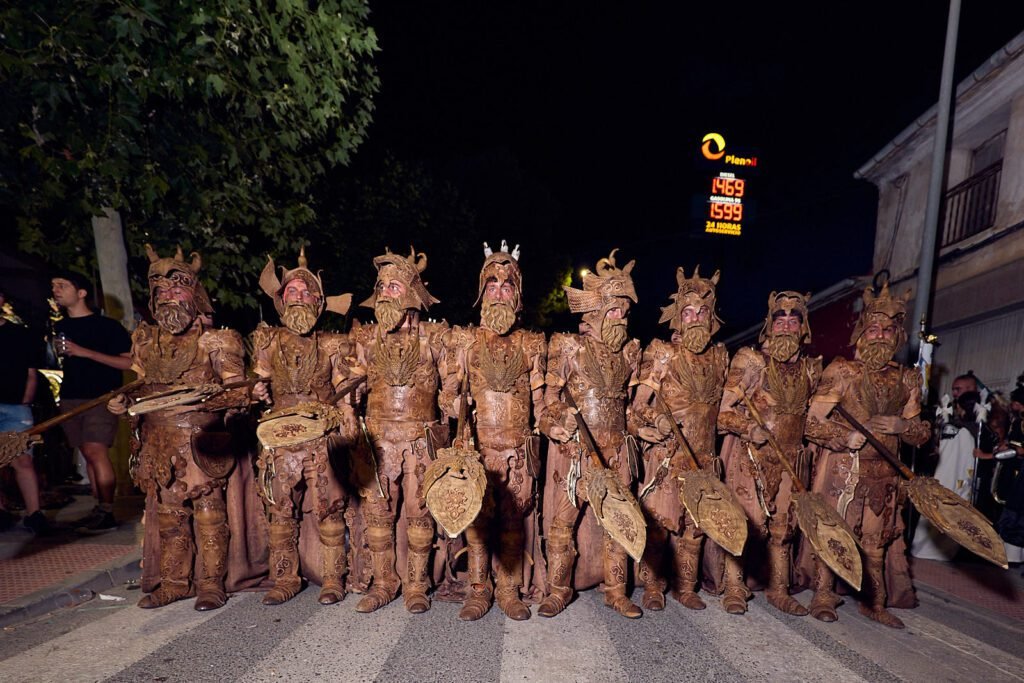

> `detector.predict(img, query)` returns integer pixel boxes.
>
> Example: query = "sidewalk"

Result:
[0,490,144,628]
[911,554,1024,621]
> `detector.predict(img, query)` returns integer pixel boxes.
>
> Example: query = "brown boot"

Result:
[138,505,194,609]
[263,517,302,605]
[193,497,229,612]
[355,517,400,613]
[809,556,841,622]
[859,549,904,629]
[637,527,666,611]
[602,535,642,619]
[318,513,347,605]
[494,529,530,620]
[765,542,808,616]
[671,535,706,610]
[404,518,433,614]
[721,554,749,615]
[459,526,493,621]
[538,525,575,618]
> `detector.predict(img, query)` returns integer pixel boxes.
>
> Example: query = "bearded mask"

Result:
[850,284,909,371]
[758,291,811,363]
[659,265,722,354]
[145,244,212,334]
[476,241,522,335]
[565,249,637,352]
[259,247,351,335]
[360,247,439,331]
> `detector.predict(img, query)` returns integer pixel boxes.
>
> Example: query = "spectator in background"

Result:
[0,288,51,535]
[50,272,132,533]
[951,372,979,401]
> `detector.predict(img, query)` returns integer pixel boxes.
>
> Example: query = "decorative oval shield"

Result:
[256,401,340,449]
[585,467,647,562]
[908,476,1008,569]
[423,446,487,538]
[0,432,38,469]
[793,491,862,590]
[678,470,748,557]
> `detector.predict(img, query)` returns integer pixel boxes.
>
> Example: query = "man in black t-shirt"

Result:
[0,288,50,534]
[51,272,132,532]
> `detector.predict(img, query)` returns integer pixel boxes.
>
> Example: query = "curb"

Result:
[0,550,142,629]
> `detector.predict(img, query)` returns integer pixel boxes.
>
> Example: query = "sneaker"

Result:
[23,511,55,536]
[76,510,117,534]
[71,506,105,528]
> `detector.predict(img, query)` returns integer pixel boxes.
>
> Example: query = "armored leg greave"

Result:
[263,517,301,605]
[721,554,749,615]
[859,548,904,629]
[638,527,667,611]
[765,541,808,616]
[193,497,229,611]
[538,525,575,618]
[318,513,347,605]
[404,518,433,614]
[355,516,400,613]
[809,555,840,622]
[138,505,194,609]
[495,528,530,621]
[459,525,493,621]
[671,535,706,610]
[602,534,642,619]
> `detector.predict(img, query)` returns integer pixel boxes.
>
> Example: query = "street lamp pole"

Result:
[910,0,962,358]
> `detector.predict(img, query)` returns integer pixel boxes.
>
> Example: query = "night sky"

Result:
[357,2,1024,341]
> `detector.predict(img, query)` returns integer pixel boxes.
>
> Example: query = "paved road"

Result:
[0,583,1021,682]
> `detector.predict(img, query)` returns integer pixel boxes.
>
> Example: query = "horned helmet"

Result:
[758,290,811,363]
[850,283,909,371]
[658,265,722,353]
[475,240,522,334]
[144,244,212,333]
[564,249,637,351]
[360,246,439,331]
[259,246,352,334]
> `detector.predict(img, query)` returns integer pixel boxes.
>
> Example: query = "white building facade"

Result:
[856,32,1024,397]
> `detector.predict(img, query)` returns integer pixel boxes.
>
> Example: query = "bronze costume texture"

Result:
[798,285,930,628]
[439,242,547,621]
[538,250,644,619]
[251,248,358,606]
[111,246,262,611]
[630,266,730,611]
[349,248,449,614]
[712,291,822,616]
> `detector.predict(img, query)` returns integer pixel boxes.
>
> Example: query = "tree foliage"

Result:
[1,0,379,312]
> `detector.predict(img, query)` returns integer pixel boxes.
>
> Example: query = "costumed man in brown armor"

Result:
[108,246,249,610]
[250,248,357,605]
[439,241,546,621]
[715,291,821,616]
[798,284,930,628]
[538,249,643,619]
[349,248,448,614]
[630,266,729,611]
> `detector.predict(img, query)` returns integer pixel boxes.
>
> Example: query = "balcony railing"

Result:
[941,162,1002,248]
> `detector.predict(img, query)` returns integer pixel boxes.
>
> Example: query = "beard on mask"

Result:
[281,302,319,335]
[857,337,896,371]
[481,300,516,335]
[154,299,198,334]
[601,318,629,351]
[765,332,801,363]
[375,298,407,332]
[679,324,711,354]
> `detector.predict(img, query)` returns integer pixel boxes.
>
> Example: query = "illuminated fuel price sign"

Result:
[694,132,758,237]
[705,173,745,236]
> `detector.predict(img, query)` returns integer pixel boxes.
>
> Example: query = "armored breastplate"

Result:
[678,403,718,458]
[270,331,332,400]
[470,332,531,435]
[138,327,207,385]
[366,330,437,423]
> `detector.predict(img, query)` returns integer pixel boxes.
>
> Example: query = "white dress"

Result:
[911,427,975,561]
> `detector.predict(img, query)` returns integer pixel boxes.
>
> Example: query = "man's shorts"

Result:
[60,399,119,448]
[0,403,33,433]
